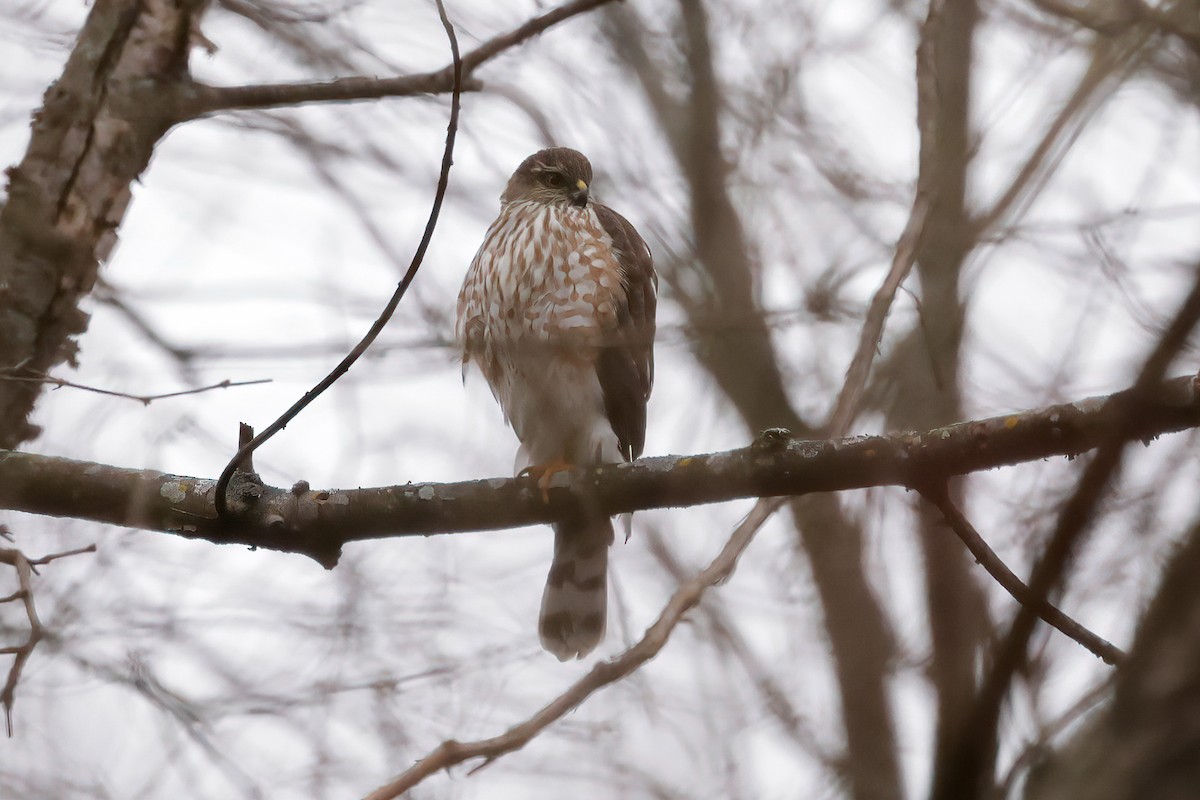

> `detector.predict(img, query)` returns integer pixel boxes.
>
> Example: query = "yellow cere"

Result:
[576,179,588,191]
[1005,416,1019,429]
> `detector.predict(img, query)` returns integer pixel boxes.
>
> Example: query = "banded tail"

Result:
[538,517,613,660]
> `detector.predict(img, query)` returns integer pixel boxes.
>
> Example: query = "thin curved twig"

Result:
[823,0,943,438]
[0,370,269,406]
[359,497,784,800]
[917,482,1124,665]
[213,0,463,518]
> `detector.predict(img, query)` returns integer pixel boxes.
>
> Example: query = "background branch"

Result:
[824,0,942,438]
[177,0,619,118]
[1021,514,1200,800]
[608,2,906,788]
[936,267,1200,800]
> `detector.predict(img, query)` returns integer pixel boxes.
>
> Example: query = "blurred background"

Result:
[2,0,1200,797]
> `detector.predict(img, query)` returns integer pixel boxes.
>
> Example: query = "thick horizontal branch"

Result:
[0,374,1197,568]
[175,0,618,118]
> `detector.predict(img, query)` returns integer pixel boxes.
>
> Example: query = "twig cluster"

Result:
[0,536,97,736]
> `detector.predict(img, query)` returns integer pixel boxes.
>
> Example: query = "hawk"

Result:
[456,148,657,660]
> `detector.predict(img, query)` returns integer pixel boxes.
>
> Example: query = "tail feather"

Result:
[539,517,613,660]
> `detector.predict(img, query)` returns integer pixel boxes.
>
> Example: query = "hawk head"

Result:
[501,147,592,209]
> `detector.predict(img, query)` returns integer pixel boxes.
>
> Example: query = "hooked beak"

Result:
[570,178,589,208]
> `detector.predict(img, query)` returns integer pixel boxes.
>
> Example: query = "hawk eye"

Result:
[544,172,566,189]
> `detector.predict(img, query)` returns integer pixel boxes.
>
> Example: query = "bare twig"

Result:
[178,0,618,118]
[644,528,838,767]
[213,0,464,518]
[0,369,269,406]
[824,186,931,436]
[93,280,200,372]
[0,543,97,736]
[917,483,1124,665]
[824,0,943,438]
[27,544,97,570]
[360,497,783,800]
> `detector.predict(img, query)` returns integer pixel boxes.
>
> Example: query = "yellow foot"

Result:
[519,459,574,503]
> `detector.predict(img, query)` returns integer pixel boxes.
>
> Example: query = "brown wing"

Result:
[594,204,657,462]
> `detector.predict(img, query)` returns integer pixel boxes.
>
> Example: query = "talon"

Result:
[520,459,574,502]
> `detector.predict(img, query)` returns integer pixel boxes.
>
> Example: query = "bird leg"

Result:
[519,459,574,503]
